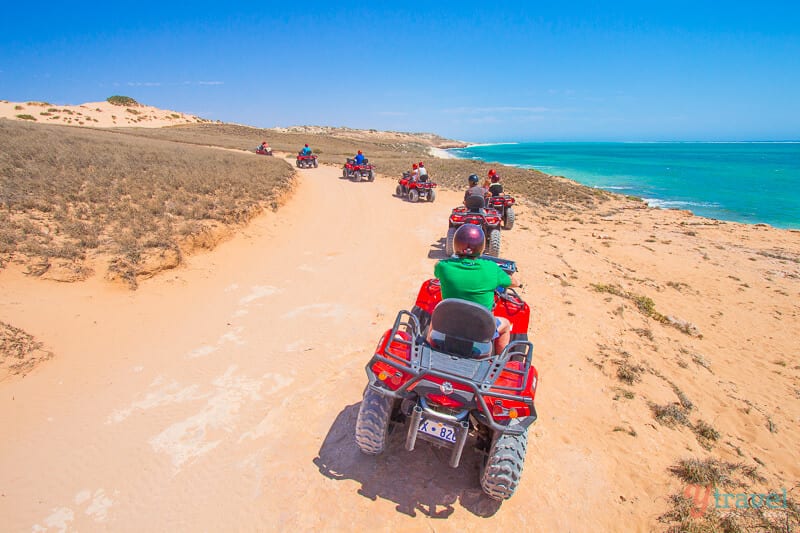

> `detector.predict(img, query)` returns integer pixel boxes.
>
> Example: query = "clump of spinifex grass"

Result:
[591,283,701,337]
[660,457,797,533]
[0,120,293,288]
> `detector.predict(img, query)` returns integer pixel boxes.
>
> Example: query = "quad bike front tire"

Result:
[409,189,420,203]
[395,185,404,197]
[343,169,348,179]
[487,228,501,256]
[445,226,457,256]
[368,170,375,182]
[355,388,394,455]
[313,159,318,168]
[480,430,528,501]
[504,207,515,230]
[428,189,436,202]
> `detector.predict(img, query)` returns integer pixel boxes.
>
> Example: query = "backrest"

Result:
[465,194,486,213]
[363,158,369,164]
[429,299,495,358]
[419,174,428,183]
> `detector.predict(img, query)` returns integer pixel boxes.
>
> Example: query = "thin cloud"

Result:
[443,106,552,114]
[197,81,224,86]
[127,82,162,87]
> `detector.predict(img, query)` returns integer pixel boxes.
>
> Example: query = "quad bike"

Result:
[343,158,375,182]
[486,194,516,230]
[296,153,319,168]
[355,256,538,501]
[255,146,273,156]
[445,195,503,257]
[396,172,437,202]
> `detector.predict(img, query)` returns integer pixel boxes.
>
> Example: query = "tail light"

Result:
[489,399,530,420]
[451,215,465,223]
[486,217,501,225]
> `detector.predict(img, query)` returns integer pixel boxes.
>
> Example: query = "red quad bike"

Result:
[355,256,538,501]
[445,195,503,257]
[486,194,516,230]
[296,153,319,168]
[396,172,437,203]
[255,146,273,156]
[342,158,375,182]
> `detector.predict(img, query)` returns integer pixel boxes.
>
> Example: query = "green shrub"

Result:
[16,114,36,121]
[106,95,139,107]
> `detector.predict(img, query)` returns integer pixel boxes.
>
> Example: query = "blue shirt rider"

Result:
[301,144,312,156]
[354,150,365,165]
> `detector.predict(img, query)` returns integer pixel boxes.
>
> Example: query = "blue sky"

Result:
[1,1,798,142]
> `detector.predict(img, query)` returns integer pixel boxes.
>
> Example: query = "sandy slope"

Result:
[0,100,206,128]
[1,155,799,531]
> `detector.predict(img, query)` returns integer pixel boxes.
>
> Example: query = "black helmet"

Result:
[453,224,485,257]
[468,174,479,185]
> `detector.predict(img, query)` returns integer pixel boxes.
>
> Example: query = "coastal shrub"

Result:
[651,402,690,428]
[106,95,139,106]
[16,114,36,121]
[14,105,23,110]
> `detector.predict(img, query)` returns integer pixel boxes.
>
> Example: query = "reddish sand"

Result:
[1,150,798,530]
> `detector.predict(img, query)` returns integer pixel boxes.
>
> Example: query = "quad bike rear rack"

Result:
[366,310,537,435]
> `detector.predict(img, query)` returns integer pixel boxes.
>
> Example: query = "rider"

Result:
[258,141,270,153]
[354,150,365,165]
[430,224,522,353]
[488,169,504,196]
[418,161,428,182]
[464,174,488,204]
[300,144,312,156]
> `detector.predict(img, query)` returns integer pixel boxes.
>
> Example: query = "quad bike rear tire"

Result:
[343,169,348,179]
[428,189,436,202]
[355,388,394,455]
[409,189,420,203]
[368,170,375,182]
[313,159,318,168]
[487,228,501,256]
[504,207,515,230]
[480,430,528,501]
[445,226,457,256]
[395,185,404,197]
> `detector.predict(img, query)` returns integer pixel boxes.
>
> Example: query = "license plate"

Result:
[418,418,457,443]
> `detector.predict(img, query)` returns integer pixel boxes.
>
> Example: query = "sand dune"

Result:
[0,122,799,530]
[0,99,209,128]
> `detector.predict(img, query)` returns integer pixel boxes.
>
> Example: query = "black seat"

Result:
[465,194,486,213]
[429,299,495,358]
[419,174,429,183]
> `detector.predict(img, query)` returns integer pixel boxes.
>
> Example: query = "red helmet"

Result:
[412,163,418,169]
[304,144,309,147]
[453,224,485,257]
[491,175,500,183]
[488,169,497,177]
[262,140,267,144]
[358,150,362,154]
[418,161,424,167]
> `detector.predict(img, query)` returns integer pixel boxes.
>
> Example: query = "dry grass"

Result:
[661,458,799,532]
[118,123,605,208]
[1,119,294,287]
[0,321,53,380]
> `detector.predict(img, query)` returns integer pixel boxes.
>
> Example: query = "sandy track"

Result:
[4,158,798,532]
[0,164,544,531]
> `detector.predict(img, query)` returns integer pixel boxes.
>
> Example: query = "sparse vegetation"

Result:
[106,95,139,107]
[1,321,54,379]
[0,120,294,288]
[651,402,690,427]
[16,114,36,121]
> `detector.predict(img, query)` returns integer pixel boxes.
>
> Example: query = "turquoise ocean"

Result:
[449,143,800,229]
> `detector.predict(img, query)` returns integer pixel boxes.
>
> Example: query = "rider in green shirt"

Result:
[430,224,522,352]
